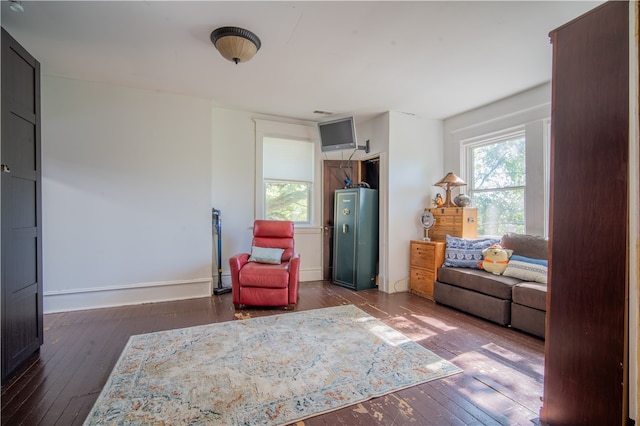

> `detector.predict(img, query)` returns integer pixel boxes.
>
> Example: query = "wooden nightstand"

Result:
[425,207,477,241]
[409,240,445,300]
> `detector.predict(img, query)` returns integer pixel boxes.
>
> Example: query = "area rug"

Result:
[84,304,462,425]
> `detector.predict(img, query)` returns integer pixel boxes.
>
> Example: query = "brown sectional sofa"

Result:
[433,232,548,339]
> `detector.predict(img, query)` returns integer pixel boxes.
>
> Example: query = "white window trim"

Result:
[460,125,525,185]
[254,119,320,227]
[444,84,551,237]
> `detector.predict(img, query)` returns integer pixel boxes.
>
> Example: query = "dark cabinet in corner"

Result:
[1,28,43,383]
[543,2,629,424]
[332,188,378,291]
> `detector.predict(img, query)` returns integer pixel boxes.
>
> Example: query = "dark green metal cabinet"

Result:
[332,188,378,291]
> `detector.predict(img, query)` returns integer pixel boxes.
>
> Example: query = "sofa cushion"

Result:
[512,282,547,311]
[501,232,548,260]
[438,267,521,300]
[434,281,511,326]
[511,302,546,338]
[239,262,289,288]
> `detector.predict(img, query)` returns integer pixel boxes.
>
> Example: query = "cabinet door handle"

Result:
[342,224,349,234]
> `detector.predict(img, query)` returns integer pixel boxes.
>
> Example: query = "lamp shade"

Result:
[434,172,467,208]
[210,27,261,64]
[435,172,466,187]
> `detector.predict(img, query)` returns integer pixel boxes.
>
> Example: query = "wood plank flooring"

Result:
[1,281,545,425]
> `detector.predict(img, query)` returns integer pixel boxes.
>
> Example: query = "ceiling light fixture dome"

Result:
[210,26,261,64]
[9,0,24,12]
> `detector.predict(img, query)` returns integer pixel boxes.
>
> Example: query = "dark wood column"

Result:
[543,1,630,424]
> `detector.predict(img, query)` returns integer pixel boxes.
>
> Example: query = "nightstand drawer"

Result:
[410,269,437,299]
[410,242,435,270]
[409,240,445,300]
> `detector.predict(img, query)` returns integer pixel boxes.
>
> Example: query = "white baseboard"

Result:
[300,267,322,282]
[43,278,213,314]
[43,267,324,314]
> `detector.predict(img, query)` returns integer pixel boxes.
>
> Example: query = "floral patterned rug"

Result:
[84,304,462,425]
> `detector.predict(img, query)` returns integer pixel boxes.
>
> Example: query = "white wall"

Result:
[384,112,443,293]
[211,107,256,280]
[38,78,446,310]
[356,115,390,291]
[443,83,551,236]
[42,76,213,312]
[210,109,443,295]
[318,112,443,294]
[211,108,323,285]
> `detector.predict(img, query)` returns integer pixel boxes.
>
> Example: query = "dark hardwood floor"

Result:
[1,281,544,425]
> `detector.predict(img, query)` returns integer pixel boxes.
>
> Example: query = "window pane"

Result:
[467,133,526,237]
[472,136,525,190]
[472,189,525,236]
[265,182,310,222]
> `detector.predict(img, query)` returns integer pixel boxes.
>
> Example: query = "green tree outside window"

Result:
[469,135,526,236]
[265,181,310,222]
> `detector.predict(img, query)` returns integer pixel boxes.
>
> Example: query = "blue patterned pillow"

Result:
[444,235,501,269]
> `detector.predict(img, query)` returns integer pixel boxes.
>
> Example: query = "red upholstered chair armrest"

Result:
[288,253,300,304]
[229,253,250,270]
[229,253,250,303]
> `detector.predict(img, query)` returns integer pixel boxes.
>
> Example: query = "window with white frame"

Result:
[465,131,526,236]
[263,137,314,224]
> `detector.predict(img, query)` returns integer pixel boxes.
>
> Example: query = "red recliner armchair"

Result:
[229,220,300,309]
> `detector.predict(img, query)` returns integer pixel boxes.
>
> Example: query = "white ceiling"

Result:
[1,1,603,122]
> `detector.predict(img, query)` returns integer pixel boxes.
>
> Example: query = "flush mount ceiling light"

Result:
[210,27,261,64]
[9,1,24,12]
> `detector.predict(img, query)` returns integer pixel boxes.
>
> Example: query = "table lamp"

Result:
[434,172,467,208]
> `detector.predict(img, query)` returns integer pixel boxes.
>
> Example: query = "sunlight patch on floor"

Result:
[481,342,545,378]
[385,315,438,340]
[482,342,525,362]
[409,313,458,332]
[454,349,543,418]
[454,350,501,375]
[458,374,536,423]
[366,322,413,346]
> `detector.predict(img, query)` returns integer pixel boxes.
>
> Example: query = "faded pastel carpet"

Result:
[84,304,462,425]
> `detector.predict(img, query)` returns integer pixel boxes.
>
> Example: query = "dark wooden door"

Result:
[322,160,358,280]
[542,2,629,424]
[1,28,43,383]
